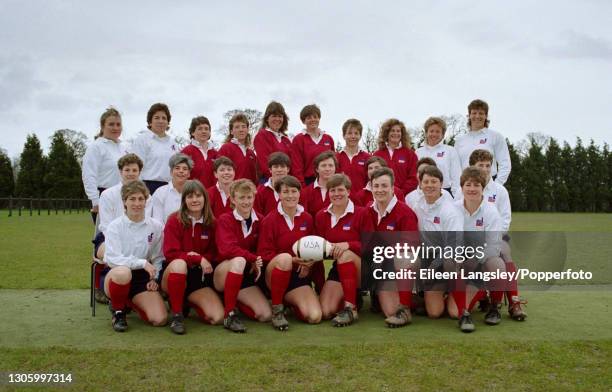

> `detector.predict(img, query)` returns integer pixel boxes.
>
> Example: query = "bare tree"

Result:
[215,108,263,142]
[363,126,378,153]
[53,129,88,164]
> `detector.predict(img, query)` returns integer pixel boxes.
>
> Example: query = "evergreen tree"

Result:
[505,139,525,211]
[545,138,566,211]
[587,140,606,212]
[44,131,83,198]
[0,149,15,197]
[15,134,46,197]
[522,137,550,211]
[604,143,611,212]
[572,138,589,212]
[560,142,579,211]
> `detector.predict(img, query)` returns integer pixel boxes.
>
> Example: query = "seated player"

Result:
[365,168,419,327]
[315,174,369,326]
[373,118,418,194]
[258,175,322,330]
[336,119,371,197]
[411,166,463,322]
[218,113,257,183]
[448,167,506,332]
[469,149,526,321]
[352,156,404,207]
[254,152,291,216]
[103,180,166,332]
[150,153,193,224]
[162,180,224,334]
[215,179,272,332]
[404,157,453,209]
[207,156,235,218]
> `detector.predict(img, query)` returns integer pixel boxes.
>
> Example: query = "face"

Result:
[270,164,289,182]
[124,192,147,216]
[316,158,336,181]
[150,111,169,134]
[214,165,235,185]
[469,109,487,130]
[120,163,141,183]
[371,175,393,204]
[462,179,483,202]
[343,127,361,149]
[231,121,249,143]
[303,114,320,131]
[426,124,444,146]
[231,190,255,216]
[420,174,442,199]
[192,123,211,144]
[329,184,349,207]
[388,125,402,146]
[102,115,122,141]
[367,162,384,179]
[279,184,300,210]
[185,191,205,214]
[474,160,492,181]
[171,163,191,184]
[267,114,284,132]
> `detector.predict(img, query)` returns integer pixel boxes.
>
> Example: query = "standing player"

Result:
[299,151,337,218]
[416,116,462,197]
[352,156,404,207]
[315,174,369,326]
[336,119,370,197]
[215,179,272,332]
[103,180,167,332]
[162,180,224,334]
[254,152,291,216]
[373,118,418,194]
[290,104,335,185]
[258,176,322,330]
[181,116,218,188]
[253,101,292,183]
[132,103,179,195]
[218,113,257,183]
[469,149,526,321]
[82,107,128,223]
[149,153,193,225]
[454,99,511,184]
[207,157,235,218]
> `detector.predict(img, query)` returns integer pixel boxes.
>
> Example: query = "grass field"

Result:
[0,213,611,391]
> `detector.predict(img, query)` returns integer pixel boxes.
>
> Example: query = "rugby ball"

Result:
[292,235,332,263]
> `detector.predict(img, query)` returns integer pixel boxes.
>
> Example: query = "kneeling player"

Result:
[258,176,322,330]
[352,156,405,207]
[315,174,369,326]
[103,180,166,332]
[215,179,272,333]
[162,180,224,334]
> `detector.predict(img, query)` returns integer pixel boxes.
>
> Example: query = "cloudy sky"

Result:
[1,0,610,157]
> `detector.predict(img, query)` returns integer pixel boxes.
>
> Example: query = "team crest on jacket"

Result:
[476,218,484,227]
[342,222,351,231]
[437,151,445,158]
[479,138,487,144]
[299,222,308,231]
[398,159,406,164]
[201,231,209,239]
[488,194,497,202]
[324,141,330,146]
[357,160,365,165]
[433,216,440,224]
[147,233,154,243]
[386,222,395,230]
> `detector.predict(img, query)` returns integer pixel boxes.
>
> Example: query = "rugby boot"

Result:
[169,313,186,335]
[112,310,128,332]
[508,296,528,321]
[484,302,502,325]
[332,305,358,327]
[224,310,247,333]
[94,288,109,304]
[384,305,412,328]
[271,304,289,331]
[459,311,475,333]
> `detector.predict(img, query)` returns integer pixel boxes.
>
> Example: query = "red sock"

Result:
[94,264,105,289]
[505,261,519,302]
[108,280,130,311]
[397,272,414,308]
[167,273,186,314]
[312,262,325,293]
[491,290,504,304]
[337,262,357,306]
[224,272,243,317]
[192,303,213,325]
[468,289,487,312]
[451,278,466,316]
[271,268,291,306]
[237,302,257,320]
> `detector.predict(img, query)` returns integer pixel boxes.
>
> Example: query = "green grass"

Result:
[0,213,611,391]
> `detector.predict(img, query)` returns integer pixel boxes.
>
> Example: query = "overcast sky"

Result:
[1,0,611,157]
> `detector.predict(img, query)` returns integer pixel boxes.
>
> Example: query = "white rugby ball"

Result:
[292,235,332,262]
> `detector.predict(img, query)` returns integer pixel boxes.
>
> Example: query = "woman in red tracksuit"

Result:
[181,116,218,188]
[162,180,224,334]
[218,113,257,183]
[253,101,292,183]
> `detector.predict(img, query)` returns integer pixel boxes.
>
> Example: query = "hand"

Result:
[143,262,156,279]
[91,205,99,213]
[297,263,311,278]
[187,251,200,256]
[200,257,213,274]
[250,256,263,281]
[146,280,158,291]
[331,242,350,259]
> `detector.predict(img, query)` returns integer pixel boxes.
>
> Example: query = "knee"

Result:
[256,307,272,322]
[486,257,505,272]
[169,259,188,274]
[338,250,357,264]
[276,253,293,270]
[148,312,168,327]
[209,313,224,325]
[306,308,322,324]
[427,308,444,319]
[447,304,459,319]
[111,267,132,284]
[230,257,247,273]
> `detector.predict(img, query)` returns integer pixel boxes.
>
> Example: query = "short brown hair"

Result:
[262,101,289,135]
[189,116,211,139]
[214,156,234,171]
[98,107,121,138]
[417,157,436,169]
[225,113,252,146]
[230,178,257,198]
[370,167,395,186]
[419,165,443,183]
[178,180,214,227]
[274,175,301,193]
[342,118,363,136]
[469,149,494,166]
[147,103,171,130]
[117,153,143,171]
[467,99,490,128]
[313,151,337,174]
[268,151,291,168]
[121,180,149,202]
[460,167,487,188]
[299,104,321,122]
[327,173,352,191]
[423,116,447,135]
[377,118,412,151]
[366,156,388,169]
